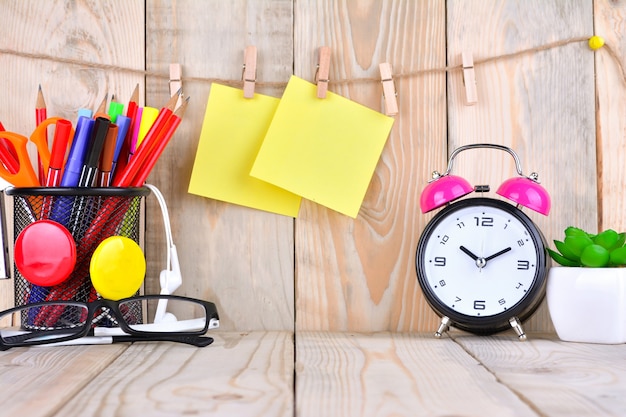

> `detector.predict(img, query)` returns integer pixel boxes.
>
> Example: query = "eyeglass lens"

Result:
[0,296,210,347]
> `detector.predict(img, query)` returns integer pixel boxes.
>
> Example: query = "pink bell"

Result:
[496,176,551,215]
[420,175,473,213]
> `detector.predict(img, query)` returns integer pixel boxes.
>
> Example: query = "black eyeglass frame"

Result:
[0,294,219,350]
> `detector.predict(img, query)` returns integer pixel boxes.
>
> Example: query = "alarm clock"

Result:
[415,144,550,340]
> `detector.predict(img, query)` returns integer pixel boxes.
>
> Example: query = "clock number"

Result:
[438,280,446,287]
[498,298,506,305]
[434,257,446,266]
[516,282,524,289]
[517,239,525,247]
[439,235,449,245]
[517,260,530,270]
[474,217,494,227]
[456,221,465,229]
[473,300,486,310]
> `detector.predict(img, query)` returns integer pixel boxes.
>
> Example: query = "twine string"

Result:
[0,35,624,88]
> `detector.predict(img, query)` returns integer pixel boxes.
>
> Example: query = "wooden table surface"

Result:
[0,331,624,417]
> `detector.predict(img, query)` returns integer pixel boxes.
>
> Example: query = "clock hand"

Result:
[460,246,488,269]
[484,247,512,262]
[459,246,479,260]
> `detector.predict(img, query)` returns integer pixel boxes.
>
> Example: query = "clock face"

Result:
[416,198,548,333]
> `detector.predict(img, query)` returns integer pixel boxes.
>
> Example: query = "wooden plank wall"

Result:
[0,0,624,334]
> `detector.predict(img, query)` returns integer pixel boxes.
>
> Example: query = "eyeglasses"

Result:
[0,295,219,350]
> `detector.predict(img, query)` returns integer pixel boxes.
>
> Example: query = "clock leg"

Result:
[434,316,451,338]
[509,317,527,341]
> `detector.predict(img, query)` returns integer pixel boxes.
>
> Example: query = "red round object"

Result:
[14,220,77,287]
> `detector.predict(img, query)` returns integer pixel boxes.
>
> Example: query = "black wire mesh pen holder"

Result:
[6,187,149,311]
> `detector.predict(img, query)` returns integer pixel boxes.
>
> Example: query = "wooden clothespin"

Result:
[379,63,398,116]
[461,52,477,105]
[315,46,331,98]
[169,63,182,107]
[242,46,257,99]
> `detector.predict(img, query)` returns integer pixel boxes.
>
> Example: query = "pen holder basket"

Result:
[6,187,149,310]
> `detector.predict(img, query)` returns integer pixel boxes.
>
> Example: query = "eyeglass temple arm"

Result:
[112,334,214,347]
[2,332,214,349]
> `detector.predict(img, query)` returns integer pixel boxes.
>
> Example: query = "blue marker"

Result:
[48,116,94,226]
[62,116,95,187]
[111,115,131,177]
[77,108,93,120]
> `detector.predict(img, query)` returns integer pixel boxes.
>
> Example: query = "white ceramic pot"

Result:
[547,266,626,344]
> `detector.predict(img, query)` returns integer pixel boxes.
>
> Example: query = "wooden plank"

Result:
[455,333,626,417]
[294,0,446,332]
[0,1,144,311]
[594,0,626,232]
[144,1,295,331]
[0,344,127,417]
[295,331,539,417]
[55,332,294,417]
[446,0,596,333]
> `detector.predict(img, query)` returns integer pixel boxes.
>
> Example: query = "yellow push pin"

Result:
[589,36,605,51]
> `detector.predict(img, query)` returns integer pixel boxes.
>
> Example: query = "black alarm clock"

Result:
[415,144,550,340]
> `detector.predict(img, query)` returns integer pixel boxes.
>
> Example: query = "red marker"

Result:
[40,119,72,219]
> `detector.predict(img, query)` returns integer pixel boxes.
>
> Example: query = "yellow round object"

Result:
[90,236,146,300]
[588,36,605,51]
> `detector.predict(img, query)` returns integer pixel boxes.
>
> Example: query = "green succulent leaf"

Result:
[553,240,580,261]
[612,233,626,251]
[592,229,619,250]
[563,234,594,257]
[547,249,581,266]
[609,246,626,266]
[564,227,589,238]
[580,244,610,267]
[552,226,626,268]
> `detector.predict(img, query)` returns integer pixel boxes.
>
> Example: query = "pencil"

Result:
[35,85,47,183]
[93,93,108,118]
[132,97,188,186]
[128,84,139,115]
[112,89,181,187]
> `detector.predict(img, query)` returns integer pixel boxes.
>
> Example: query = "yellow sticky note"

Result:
[188,83,301,217]
[250,76,394,218]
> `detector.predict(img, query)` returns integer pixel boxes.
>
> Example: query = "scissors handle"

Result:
[30,117,67,176]
[0,132,39,187]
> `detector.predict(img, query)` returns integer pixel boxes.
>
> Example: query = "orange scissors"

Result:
[0,117,73,187]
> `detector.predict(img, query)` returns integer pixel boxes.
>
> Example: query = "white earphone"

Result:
[145,184,182,324]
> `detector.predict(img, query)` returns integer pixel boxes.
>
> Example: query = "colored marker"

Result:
[98,124,118,186]
[111,115,131,177]
[137,106,158,147]
[108,95,124,123]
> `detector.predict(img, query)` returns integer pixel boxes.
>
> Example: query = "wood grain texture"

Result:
[455,333,626,417]
[594,0,626,232]
[0,1,623,336]
[0,344,127,417]
[144,0,295,331]
[55,332,294,417]
[296,331,539,417]
[293,0,446,332]
[446,0,596,333]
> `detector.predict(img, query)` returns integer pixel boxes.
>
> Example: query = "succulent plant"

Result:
[548,227,626,267]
